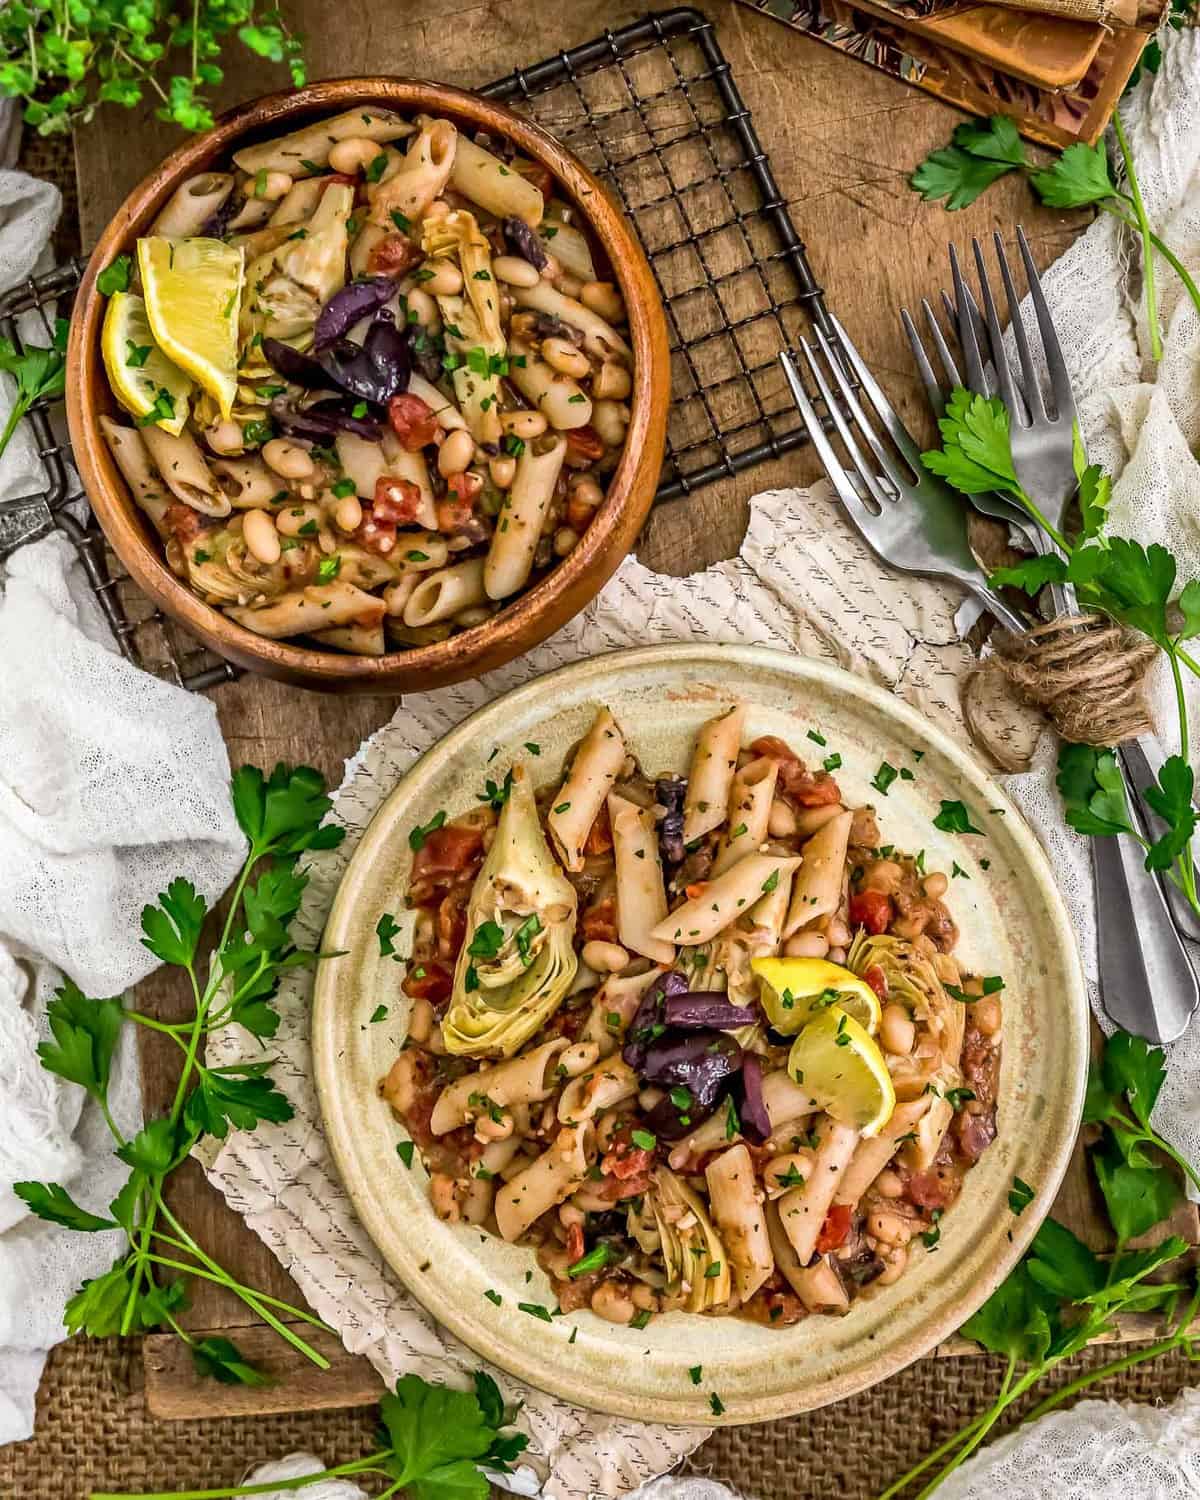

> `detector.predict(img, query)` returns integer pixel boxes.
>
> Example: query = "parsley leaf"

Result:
[183,1062,294,1140]
[13,1181,117,1233]
[1056,743,1136,838]
[932,799,983,835]
[141,876,207,968]
[191,1335,271,1387]
[910,146,1016,211]
[922,388,1022,497]
[1030,142,1117,208]
[37,980,124,1105]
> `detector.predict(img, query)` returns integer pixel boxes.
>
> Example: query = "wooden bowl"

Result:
[67,79,670,694]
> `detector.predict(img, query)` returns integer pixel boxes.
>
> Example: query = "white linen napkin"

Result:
[0,145,246,1440]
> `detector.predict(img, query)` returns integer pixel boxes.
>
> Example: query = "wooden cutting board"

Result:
[72,0,1178,1423]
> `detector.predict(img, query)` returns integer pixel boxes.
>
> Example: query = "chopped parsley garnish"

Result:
[934,799,983,835]
[484,1288,502,1305]
[517,1302,554,1322]
[807,729,827,746]
[391,210,412,233]
[631,1129,657,1151]
[724,1095,740,1140]
[689,1365,702,1385]
[331,477,357,498]
[823,753,842,772]
[761,869,780,894]
[774,1163,805,1188]
[871,762,899,796]
[369,1004,388,1023]
[1009,1176,1035,1215]
[477,770,515,810]
[395,1140,415,1168]
[709,1392,725,1415]
[376,912,401,956]
[467,920,506,961]
[567,1244,612,1278]
[316,555,342,583]
[515,914,542,966]
[125,340,152,368]
[945,1086,977,1109]
[365,152,388,183]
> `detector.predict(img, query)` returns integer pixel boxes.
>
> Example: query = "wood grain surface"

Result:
[72,0,1174,1422]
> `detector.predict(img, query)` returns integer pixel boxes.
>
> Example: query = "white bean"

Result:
[923,871,949,899]
[553,526,579,558]
[591,399,629,448]
[276,501,322,537]
[333,494,363,532]
[880,1003,915,1056]
[784,930,829,959]
[592,360,632,401]
[405,288,440,329]
[263,438,315,480]
[568,474,603,509]
[875,1168,904,1199]
[767,798,798,837]
[488,455,516,489]
[328,137,386,175]
[421,259,463,296]
[824,917,851,948]
[206,419,245,456]
[867,1208,914,1248]
[500,408,547,439]
[580,280,625,323]
[407,998,434,1044]
[590,1279,635,1325]
[581,939,629,972]
[242,508,281,564]
[493,254,540,287]
[542,336,590,379]
[437,428,475,476]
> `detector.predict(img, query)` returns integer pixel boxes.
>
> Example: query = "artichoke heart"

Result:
[649,1167,731,1313]
[443,764,578,1058]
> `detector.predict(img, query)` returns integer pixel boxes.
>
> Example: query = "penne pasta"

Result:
[228,580,385,638]
[141,426,230,517]
[508,336,592,430]
[776,1118,861,1267]
[747,865,793,948]
[512,280,629,359]
[406,372,468,430]
[449,131,544,226]
[649,854,800,947]
[783,808,853,937]
[232,108,414,176]
[152,173,234,237]
[495,1123,591,1241]
[556,1056,639,1125]
[382,433,438,529]
[712,756,779,876]
[705,1145,774,1302]
[402,558,487,627]
[101,417,172,532]
[431,1038,569,1133]
[483,434,566,600]
[834,1098,931,1207]
[608,793,675,965]
[311,621,385,656]
[267,176,326,226]
[538,216,596,281]
[683,706,744,843]
[546,708,627,872]
[353,117,457,276]
[210,455,281,509]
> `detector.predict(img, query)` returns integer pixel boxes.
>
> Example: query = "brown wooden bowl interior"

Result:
[67,78,670,694]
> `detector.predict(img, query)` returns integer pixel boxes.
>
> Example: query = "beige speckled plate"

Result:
[312,643,1087,1425]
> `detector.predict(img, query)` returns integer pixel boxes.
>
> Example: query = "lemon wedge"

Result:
[751,955,882,1036]
[137,236,243,419]
[787,1005,895,1137]
[101,291,192,436]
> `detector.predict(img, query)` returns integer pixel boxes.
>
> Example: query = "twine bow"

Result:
[964,612,1159,773]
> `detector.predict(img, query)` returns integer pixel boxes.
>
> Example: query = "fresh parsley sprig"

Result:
[909,100,1200,363]
[926,388,1200,925]
[879,1029,1199,1499]
[14,762,345,1385]
[0,2,306,137]
[0,316,68,462]
[90,1370,529,1500]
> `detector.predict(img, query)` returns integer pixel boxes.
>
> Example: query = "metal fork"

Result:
[959,231,1200,1030]
[777,321,1026,634]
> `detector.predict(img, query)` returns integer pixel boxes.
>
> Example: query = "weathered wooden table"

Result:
[72,0,1186,1424]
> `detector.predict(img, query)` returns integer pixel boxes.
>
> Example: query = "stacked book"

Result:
[737,0,1167,146]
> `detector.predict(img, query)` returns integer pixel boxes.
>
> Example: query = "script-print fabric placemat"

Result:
[202,484,1037,1499]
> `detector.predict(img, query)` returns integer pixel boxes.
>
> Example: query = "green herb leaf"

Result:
[37,980,124,1104]
[932,800,983,836]
[1030,142,1117,208]
[13,1181,117,1233]
[922,388,1022,498]
[183,1062,294,1140]
[192,1335,271,1387]
[97,256,132,295]
[141,876,207,968]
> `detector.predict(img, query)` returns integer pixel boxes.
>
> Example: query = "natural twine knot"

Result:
[964,612,1159,773]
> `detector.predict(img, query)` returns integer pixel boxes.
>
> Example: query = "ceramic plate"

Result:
[312,643,1087,1424]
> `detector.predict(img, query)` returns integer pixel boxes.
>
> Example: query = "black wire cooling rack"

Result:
[0,6,832,689]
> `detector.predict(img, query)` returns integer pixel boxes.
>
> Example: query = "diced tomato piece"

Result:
[750,735,842,806]
[436,889,469,961]
[580,896,618,945]
[815,1203,852,1254]
[165,502,209,545]
[565,1222,585,1263]
[564,425,604,467]
[864,964,888,1000]
[908,1169,952,1211]
[446,469,483,505]
[514,159,554,199]
[320,172,358,191]
[388,392,440,451]
[373,476,423,525]
[369,232,423,278]
[583,804,613,857]
[603,1144,653,1181]
[849,889,893,935]
[411,822,485,893]
[401,960,452,1004]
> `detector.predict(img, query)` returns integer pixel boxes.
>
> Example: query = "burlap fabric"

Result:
[3,1335,1198,1498]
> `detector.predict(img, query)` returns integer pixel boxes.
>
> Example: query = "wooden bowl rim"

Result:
[66,76,670,691]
